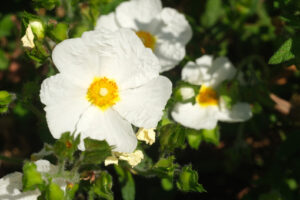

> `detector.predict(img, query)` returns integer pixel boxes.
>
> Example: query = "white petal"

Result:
[218,102,252,122]
[113,76,172,129]
[95,12,120,31]
[157,8,192,45]
[52,37,98,86]
[116,0,162,30]
[82,29,160,90]
[35,160,58,174]
[76,106,137,153]
[195,55,213,66]
[180,87,195,100]
[171,103,219,130]
[181,61,205,85]
[154,40,186,72]
[40,74,90,139]
[208,57,237,87]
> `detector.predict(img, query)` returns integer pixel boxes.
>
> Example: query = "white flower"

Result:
[40,29,172,153]
[171,55,252,130]
[95,0,192,72]
[136,128,156,145]
[21,25,35,48]
[0,160,65,200]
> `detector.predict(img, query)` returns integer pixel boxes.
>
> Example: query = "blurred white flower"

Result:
[171,55,252,130]
[0,160,65,200]
[95,0,192,72]
[136,128,156,145]
[40,29,172,153]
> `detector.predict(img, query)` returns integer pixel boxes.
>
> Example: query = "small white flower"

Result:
[40,29,172,153]
[136,128,156,145]
[171,55,252,130]
[0,160,65,200]
[95,0,192,72]
[21,25,35,48]
[104,150,144,167]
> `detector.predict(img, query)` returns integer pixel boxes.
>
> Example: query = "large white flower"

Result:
[40,29,172,153]
[0,160,65,200]
[95,0,192,72]
[171,55,252,130]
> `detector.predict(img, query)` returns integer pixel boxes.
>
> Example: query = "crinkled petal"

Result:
[52,37,99,87]
[156,8,192,45]
[208,57,237,87]
[40,74,90,139]
[113,76,172,129]
[171,103,219,130]
[76,106,137,153]
[95,12,120,31]
[154,41,185,72]
[81,29,160,90]
[116,0,162,30]
[218,102,252,122]
[136,128,156,145]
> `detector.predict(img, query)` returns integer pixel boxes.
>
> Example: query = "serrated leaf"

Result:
[93,171,113,200]
[176,165,206,193]
[45,182,64,200]
[82,138,112,165]
[159,124,186,151]
[115,166,135,200]
[152,156,177,179]
[269,38,295,64]
[22,162,44,191]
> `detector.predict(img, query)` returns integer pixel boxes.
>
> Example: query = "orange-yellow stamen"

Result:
[136,31,156,50]
[196,85,218,107]
[86,77,120,111]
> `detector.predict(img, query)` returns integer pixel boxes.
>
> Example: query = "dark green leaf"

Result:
[115,165,135,200]
[269,38,295,64]
[82,138,112,165]
[0,49,9,70]
[0,15,14,37]
[159,124,186,151]
[176,165,206,193]
[93,171,114,200]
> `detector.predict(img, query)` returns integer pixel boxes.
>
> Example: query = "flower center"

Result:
[136,31,156,50]
[86,77,120,111]
[196,85,218,107]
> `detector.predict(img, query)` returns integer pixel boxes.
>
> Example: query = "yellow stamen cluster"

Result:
[136,31,156,50]
[196,85,218,107]
[86,77,120,111]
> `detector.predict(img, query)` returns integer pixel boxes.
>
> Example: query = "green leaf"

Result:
[161,178,173,191]
[115,165,135,200]
[99,0,126,15]
[201,0,222,27]
[65,183,79,200]
[33,0,60,10]
[0,15,14,37]
[269,38,295,64]
[186,129,202,150]
[152,156,177,179]
[45,182,65,200]
[201,127,220,146]
[22,162,44,191]
[48,23,68,42]
[159,124,186,151]
[82,138,112,165]
[176,165,206,193]
[218,80,240,109]
[0,91,13,113]
[53,132,80,161]
[93,171,113,200]
[0,49,9,70]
